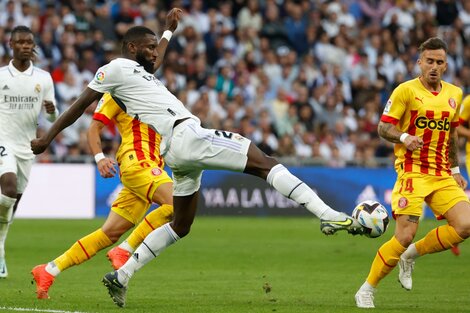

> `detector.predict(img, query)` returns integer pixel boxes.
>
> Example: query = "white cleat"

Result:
[0,258,7,278]
[355,289,375,309]
[398,256,414,291]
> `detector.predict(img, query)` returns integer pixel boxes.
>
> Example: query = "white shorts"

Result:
[0,144,33,194]
[164,119,251,196]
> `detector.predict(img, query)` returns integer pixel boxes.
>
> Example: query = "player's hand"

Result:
[165,8,183,32]
[452,173,468,190]
[43,100,55,114]
[31,137,49,155]
[97,157,117,178]
[403,135,424,151]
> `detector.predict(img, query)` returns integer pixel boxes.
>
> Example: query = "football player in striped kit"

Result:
[355,37,470,309]
[0,25,58,278]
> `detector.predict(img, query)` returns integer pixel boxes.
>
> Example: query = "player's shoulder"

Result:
[442,80,462,95]
[32,66,53,79]
[107,58,135,68]
[399,78,421,90]
[391,79,418,96]
[0,65,9,76]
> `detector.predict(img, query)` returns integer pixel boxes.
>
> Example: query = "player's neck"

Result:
[419,76,441,93]
[11,59,31,72]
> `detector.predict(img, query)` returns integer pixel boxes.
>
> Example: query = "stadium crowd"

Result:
[1,0,469,167]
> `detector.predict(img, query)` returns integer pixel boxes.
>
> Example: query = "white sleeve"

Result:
[44,73,59,122]
[88,61,122,94]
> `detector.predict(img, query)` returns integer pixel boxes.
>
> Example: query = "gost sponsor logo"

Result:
[415,116,450,131]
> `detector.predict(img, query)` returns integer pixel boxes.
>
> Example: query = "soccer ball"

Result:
[352,200,390,238]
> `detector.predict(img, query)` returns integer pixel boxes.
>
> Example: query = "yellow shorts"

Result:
[111,161,172,224]
[391,171,469,217]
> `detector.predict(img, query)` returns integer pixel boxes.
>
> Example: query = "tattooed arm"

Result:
[449,127,467,189]
[377,121,424,150]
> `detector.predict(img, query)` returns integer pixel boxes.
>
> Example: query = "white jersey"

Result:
[87,58,197,154]
[0,61,57,159]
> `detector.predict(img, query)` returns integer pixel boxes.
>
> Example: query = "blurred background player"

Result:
[0,25,58,278]
[355,38,470,309]
[30,9,181,299]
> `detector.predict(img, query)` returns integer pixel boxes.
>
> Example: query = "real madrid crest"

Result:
[34,84,41,93]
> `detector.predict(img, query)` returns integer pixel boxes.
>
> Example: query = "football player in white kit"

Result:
[0,26,58,278]
[31,25,363,306]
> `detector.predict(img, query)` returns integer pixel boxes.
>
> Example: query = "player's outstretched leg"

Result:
[102,271,128,307]
[260,161,364,235]
[31,264,55,299]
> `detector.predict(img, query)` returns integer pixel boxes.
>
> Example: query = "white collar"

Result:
[8,60,34,76]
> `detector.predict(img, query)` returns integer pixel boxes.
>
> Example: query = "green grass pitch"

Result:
[0,217,468,313]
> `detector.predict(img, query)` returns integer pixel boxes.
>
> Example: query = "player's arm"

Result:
[43,100,59,122]
[377,121,423,150]
[31,87,103,154]
[154,8,182,71]
[449,127,467,189]
[457,122,470,139]
[43,75,59,122]
[88,119,117,178]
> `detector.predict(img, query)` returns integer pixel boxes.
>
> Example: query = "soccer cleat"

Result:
[451,245,460,256]
[0,258,7,278]
[107,246,131,270]
[31,264,55,299]
[355,289,375,308]
[398,256,414,291]
[320,213,365,235]
[102,271,128,307]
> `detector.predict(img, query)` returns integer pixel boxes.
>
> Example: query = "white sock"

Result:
[117,223,179,286]
[118,241,134,253]
[266,164,340,220]
[45,261,61,276]
[0,195,16,259]
[359,281,376,292]
[401,243,419,260]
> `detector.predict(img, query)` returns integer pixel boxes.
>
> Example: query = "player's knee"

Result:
[395,232,415,248]
[102,228,124,243]
[170,222,191,238]
[1,187,17,199]
[453,221,470,239]
[245,154,278,178]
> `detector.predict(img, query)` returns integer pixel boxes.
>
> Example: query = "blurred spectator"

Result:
[0,0,466,168]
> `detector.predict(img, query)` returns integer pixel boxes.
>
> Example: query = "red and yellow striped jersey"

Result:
[459,95,470,157]
[93,93,163,170]
[381,78,462,176]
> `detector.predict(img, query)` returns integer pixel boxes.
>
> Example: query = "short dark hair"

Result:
[11,25,33,38]
[121,26,155,53]
[418,37,448,54]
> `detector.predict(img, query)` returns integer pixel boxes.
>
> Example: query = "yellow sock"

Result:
[415,225,463,256]
[126,204,174,250]
[366,236,406,287]
[54,228,112,271]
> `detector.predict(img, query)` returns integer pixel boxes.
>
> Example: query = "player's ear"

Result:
[127,41,137,55]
